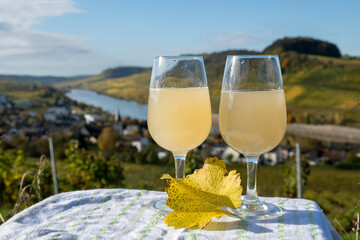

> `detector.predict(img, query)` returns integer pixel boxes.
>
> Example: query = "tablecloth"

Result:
[0,188,341,240]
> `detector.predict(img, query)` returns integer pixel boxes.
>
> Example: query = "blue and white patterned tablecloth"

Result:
[0,189,341,240]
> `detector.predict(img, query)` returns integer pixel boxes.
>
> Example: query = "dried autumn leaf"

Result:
[161,157,243,229]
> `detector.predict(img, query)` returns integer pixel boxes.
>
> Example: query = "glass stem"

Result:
[174,154,186,179]
[244,156,260,204]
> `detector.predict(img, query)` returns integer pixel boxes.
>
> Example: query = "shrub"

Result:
[63,140,124,190]
[336,162,360,170]
[0,148,24,205]
[0,143,52,222]
[283,156,310,198]
[185,149,204,176]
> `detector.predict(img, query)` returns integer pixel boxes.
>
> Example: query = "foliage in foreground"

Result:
[162,157,242,229]
[0,145,52,222]
[63,140,124,190]
[305,190,360,237]
[0,140,125,222]
[282,156,359,237]
[0,142,358,238]
[283,156,310,198]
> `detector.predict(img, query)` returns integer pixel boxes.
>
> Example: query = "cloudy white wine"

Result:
[148,87,211,154]
[219,90,286,157]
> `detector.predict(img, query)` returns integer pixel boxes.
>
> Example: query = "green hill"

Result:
[264,37,341,58]
[0,74,91,85]
[56,37,360,125]
[56,66,148,88]
[101,66,149,79]
[283,55,360,125]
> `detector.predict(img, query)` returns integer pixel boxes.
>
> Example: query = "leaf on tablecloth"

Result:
[161,157,243,229]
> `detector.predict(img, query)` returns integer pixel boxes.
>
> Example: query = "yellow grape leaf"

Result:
[161,157,243,229]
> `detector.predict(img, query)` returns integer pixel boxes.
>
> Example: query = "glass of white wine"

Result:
[148,56,212,178]
[219,55,287,220]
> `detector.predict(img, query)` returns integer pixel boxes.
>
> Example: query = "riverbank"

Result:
[65,89,148,120]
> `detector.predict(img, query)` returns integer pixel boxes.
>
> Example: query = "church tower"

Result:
[113,107,123,135]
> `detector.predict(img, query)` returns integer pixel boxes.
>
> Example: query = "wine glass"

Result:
[219,55,287,220]
[147,56,212,208]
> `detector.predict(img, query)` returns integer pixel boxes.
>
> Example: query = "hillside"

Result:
[264,37,341,57]
[55,50,260,104]
[0,74,91,85]
[0,67,148,86]
[55,37,360,125]
[55,66,148,89]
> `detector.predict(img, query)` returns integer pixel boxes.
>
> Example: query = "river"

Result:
[65,89,148,120]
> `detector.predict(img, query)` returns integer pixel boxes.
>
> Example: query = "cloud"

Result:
[185,32,270,53]
[0,28,90,59]
[0,0,81,28]
[0,0,91,75]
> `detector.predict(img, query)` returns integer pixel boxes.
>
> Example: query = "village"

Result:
[1,93,359,167]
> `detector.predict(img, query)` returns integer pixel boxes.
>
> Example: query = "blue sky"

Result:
[0,0,359,76]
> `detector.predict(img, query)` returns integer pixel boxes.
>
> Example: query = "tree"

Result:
[97,127,117,150]
[264,37,341,58]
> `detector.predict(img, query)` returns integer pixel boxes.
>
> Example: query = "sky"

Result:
[0,0,359,76]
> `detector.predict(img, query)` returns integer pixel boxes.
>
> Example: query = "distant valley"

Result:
[1,37,360,126]
[0,74,92,85]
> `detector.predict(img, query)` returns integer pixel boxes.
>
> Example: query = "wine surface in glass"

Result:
[219,90,287,157]
[148,87,212,155]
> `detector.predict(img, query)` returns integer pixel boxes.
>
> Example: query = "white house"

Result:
[222,147,246,164]
[124,125,139,136]
[131,137,149,152]
[211,146,226,156]
[158,151,169,159]
[262,146,284,166]
[84,114,104,124]
[44,107,70,122]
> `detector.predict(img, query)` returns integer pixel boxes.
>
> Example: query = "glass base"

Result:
[152,199,172,214]
[222,200,282,221]
[238,200,283,221]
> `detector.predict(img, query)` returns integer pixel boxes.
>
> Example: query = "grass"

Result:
[284,68,360,110]
[281,66,360,124]
[122,162,360,196]
[122,163,173,190]
[5,91,39,99]
[308,54,360,67]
